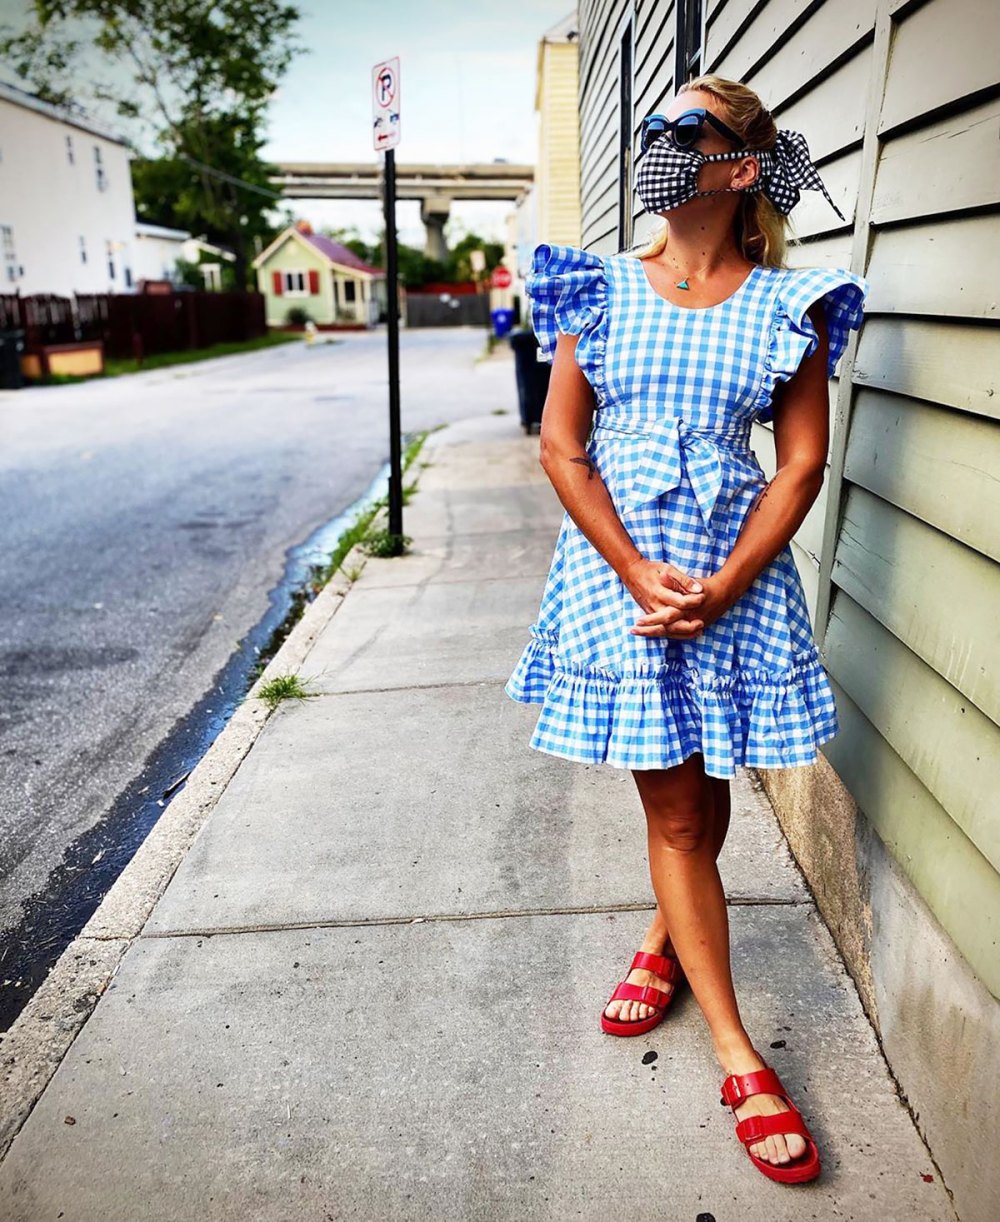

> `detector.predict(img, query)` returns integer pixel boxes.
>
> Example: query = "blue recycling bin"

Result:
[490,307,515,338]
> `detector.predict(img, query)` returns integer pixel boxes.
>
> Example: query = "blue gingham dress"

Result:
[505,241,870,779]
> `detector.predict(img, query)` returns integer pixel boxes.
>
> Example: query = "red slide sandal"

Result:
[721,1062,822,1184]
[600,949,684,1036]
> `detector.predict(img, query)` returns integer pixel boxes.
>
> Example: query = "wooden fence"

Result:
[0,290,266,359]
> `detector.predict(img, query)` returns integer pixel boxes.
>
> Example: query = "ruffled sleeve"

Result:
[753,266,870,424]
[525,242,608,399]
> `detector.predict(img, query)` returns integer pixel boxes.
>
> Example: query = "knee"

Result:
[648,806,712,854]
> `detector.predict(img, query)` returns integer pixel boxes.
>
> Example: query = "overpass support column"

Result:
[419,194,452,262]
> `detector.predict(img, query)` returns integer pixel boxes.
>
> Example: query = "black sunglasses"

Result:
[640,107,745,154]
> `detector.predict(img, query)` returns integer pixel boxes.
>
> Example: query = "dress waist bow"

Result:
[591,415,753,536]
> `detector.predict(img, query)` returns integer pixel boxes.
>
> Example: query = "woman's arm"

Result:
[716,301,832,601]
[538,331,641,578]
[539,331,707,635]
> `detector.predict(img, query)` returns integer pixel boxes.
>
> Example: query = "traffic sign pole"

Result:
[383,147,402,543]
[373,57,403,550]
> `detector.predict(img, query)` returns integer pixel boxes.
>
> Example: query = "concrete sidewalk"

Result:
[0,412,954,1221]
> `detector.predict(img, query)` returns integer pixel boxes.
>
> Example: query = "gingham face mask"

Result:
[635,128,846,221]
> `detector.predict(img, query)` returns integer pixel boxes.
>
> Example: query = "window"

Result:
[94,145,107,192]
[2,225,18,282]
[343,280,357,303]
[106,239,115,280]
[617,19,634,252]
[66,134,75,164]
[124,267,132,288]
[79,235,87,264]
[283,270,307,294]
[675,0,704,85]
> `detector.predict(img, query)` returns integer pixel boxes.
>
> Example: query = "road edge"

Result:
[0,509,393,1159]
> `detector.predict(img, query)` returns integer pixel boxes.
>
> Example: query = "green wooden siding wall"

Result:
[257,239,333,325]
[577,0,1000,997]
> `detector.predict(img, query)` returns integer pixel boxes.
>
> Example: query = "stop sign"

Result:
[490,265,512,290]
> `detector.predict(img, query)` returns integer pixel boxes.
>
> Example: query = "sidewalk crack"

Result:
[140,897,812,939]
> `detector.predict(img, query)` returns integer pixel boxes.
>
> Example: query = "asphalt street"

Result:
[0,328,514,952]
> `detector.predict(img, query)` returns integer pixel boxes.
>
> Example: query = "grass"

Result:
[42,331,302,384]
[244,424,443,698]
[255,672,317,711]
[363,528,412,557]
[314,425,439,583]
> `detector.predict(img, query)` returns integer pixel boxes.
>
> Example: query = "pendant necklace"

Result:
[665,262,704,290]
[669,261,709,289]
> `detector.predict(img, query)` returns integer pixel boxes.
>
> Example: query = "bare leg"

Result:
[604,773,731,1023]
[630,753,806,1167]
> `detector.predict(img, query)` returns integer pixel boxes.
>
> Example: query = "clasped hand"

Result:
[623,557,733,639]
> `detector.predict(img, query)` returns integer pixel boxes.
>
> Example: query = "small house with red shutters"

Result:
[253,220,385,328]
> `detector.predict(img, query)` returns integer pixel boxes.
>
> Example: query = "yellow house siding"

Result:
[536,39,582,246]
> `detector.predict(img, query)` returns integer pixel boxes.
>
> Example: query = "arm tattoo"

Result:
[569,456,598,480]
[751,480,775,513]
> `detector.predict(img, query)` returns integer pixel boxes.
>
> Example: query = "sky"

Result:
[0,0,575,249]
[263,0,574,246]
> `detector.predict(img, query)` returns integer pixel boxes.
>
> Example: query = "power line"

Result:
[174,152,283,200]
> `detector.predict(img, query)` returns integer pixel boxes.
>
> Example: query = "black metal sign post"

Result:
[383,147,403,546]
[374,57,404,552]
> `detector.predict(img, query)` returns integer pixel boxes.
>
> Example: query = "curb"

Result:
[0,489,402,1158]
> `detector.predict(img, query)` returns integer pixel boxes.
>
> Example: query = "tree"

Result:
[316,224,505,289]
[445,233,504,284]
[1,1,302,288]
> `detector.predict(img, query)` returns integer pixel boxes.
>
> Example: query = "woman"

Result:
[505,74,869,1185]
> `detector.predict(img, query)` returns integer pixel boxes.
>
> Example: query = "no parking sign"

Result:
[372,57,401,151]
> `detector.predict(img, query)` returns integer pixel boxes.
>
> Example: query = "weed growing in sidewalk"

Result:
[317,424,441,581]
[256,672,317,711]
[324,504,382,576]
[363,528,412,557]
[244,425,442,698]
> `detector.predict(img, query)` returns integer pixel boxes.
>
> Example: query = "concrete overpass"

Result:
[271,162,534,260]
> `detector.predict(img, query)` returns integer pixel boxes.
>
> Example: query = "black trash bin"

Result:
[508,328,550,434]
[0,329,25,390]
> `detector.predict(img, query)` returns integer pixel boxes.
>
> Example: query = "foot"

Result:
[603,943,680,1024]
[721,1045,807,1167]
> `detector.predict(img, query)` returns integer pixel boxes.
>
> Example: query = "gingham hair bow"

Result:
[753,129,846,222]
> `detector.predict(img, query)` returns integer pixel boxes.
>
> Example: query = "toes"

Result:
[769,1135,789,1164]
[786,1133,806,1160]
[750,1140,769,1163]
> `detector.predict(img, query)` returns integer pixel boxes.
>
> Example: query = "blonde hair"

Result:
[631,74,792,269]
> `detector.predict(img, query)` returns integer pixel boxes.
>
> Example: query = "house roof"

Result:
[135,221,190,242]
[134,221,236,261]
[252,225,384,276]
[301,232,383,276]
[541,12,579,42]
[0,79,128,145]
